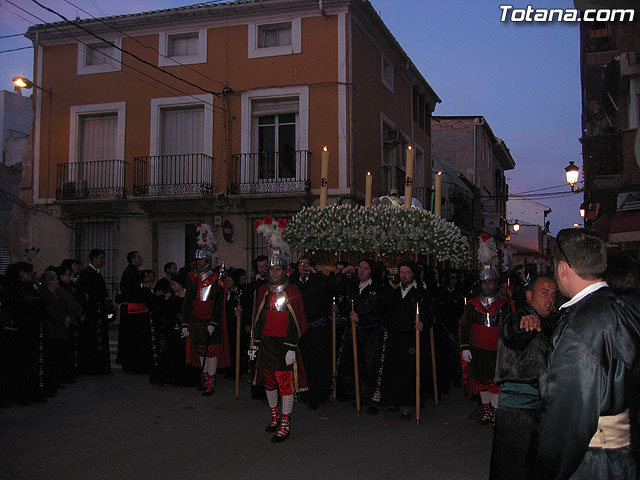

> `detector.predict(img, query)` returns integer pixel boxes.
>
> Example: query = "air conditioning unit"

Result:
[61,180,89,200]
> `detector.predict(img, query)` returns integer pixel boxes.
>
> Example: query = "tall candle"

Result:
[404,146,415,209]
[365,171,372,207]
[320,146,329,208]
[435,171,442,217]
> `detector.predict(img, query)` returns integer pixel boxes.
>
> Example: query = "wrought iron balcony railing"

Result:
[133,153,213,197]
[229,150,311,195]
[56,160,125,200]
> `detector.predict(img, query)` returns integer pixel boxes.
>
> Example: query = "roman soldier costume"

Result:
[459,267,512,424]
[181,223,229,396]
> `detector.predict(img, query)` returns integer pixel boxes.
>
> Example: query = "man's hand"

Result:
[350,311,359,324]
[415,321,423,332]
[519,314,541,332]
[207,325,215,335]
[234,305,243,317]
[462,349,472,363]
[248,345,258,361]
[285,350,296,366]
[181,327,189,338]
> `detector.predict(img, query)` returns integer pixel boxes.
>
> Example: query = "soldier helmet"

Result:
[268,251,288,269]
[479,266,498,282]
[194,249,212,261]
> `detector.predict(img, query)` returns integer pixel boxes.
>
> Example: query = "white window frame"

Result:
[77,38,122,75]
[158,28,207,67]
[248,18,301,59]
[69,102,126,163]
[150,95,214,157]
[382,54,393,92]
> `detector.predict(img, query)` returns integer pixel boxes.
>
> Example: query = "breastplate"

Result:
[472,304,507,327]
[267,281,289,312]
[195,270,217,301]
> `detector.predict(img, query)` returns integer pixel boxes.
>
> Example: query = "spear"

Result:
[234,290,242,400]
[330,296,337,401]
[430,313,439,407]
[351,298,361,414]
[415,302,421,425]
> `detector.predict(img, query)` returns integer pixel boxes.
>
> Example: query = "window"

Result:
[77,39,121,75]
[158,29,207,66]
[168,33,199,57]
[258,23,292,48]
[161,106,204,155]
[257,112,297,180]
[382,55,393,92]
[67,103,125,198]
[248,18,301,58]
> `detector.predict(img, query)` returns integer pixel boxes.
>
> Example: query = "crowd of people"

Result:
[1,227,638,477]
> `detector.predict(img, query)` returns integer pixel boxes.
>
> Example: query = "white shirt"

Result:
[401,280,417,299]
[359,279,372,295]
[559,281,608,310]
[89,263,101,274]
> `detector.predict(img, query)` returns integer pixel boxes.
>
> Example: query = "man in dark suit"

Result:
[77,249,112,374]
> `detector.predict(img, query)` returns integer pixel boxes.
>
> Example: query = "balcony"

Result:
[229,150,311,195]
[56,160,125,200]
[133,153,213,197]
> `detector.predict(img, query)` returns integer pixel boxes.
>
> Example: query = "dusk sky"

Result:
[0,0,584,234]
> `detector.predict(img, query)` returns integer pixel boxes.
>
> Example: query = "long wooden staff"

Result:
[330,296,337,401]
[351,299,361,414]
[234,291,242,400]
[415,302,421,425]
[430,319,439,407]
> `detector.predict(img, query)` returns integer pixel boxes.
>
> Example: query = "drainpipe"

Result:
[319,0,328,18]
[473,116,484,186]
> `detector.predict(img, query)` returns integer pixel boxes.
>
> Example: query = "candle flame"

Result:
[408,145,413,150]
[367,171,371,176]
[323,146,328,152]
[437,171,442,176]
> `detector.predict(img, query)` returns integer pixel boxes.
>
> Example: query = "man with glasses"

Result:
[529,228,640,479]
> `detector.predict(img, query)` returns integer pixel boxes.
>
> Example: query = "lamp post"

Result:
[512,220,520,233]
[565,161,584,193]
[13,76,52,95]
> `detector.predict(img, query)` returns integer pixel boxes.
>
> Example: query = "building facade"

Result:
[432,116,515,270]
[577,3,640,251]
[16,0,440,294]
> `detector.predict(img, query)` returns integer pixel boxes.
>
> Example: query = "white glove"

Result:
[207,325,215,335]
[248,344,258,361]
[181,327,189,338]
[462,349,472,363]
[285,350,296,366]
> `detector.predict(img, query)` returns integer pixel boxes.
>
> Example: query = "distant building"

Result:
[0,89,33,272]
[576,2,640,252]
[506,195,553,275]
[432,116,515,270]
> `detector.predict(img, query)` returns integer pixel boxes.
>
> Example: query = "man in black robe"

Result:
[117,251,156,374]
[77,249,112,374]
[293,256,332,409]
[382,261,430,420]
[529,229,640,479]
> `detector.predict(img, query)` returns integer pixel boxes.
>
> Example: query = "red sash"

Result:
[192,300,214,319]
[123,302,148,314]
[470,324,501,350]
[263,310,288,337]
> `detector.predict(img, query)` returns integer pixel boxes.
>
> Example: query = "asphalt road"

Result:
[1,342,493,480]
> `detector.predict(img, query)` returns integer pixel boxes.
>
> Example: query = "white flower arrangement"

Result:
[195,221,218,259]
[285,205,470,267]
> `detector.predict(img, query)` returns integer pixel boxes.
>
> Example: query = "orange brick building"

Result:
[15,0,440,293]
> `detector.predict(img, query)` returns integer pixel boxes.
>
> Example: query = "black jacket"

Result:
[494,303,557,386]
[530,287,640,480]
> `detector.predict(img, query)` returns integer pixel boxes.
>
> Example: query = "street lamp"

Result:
[565,161,583,193]
[580,203,585,219]
[13,76,51,95]
[512,220,520,233]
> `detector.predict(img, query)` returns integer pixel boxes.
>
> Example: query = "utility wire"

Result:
[29,0,229,96]
[0,45,33,53]
[0,32,26,38]
[60,0,227,88]
[5,0,226,113]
